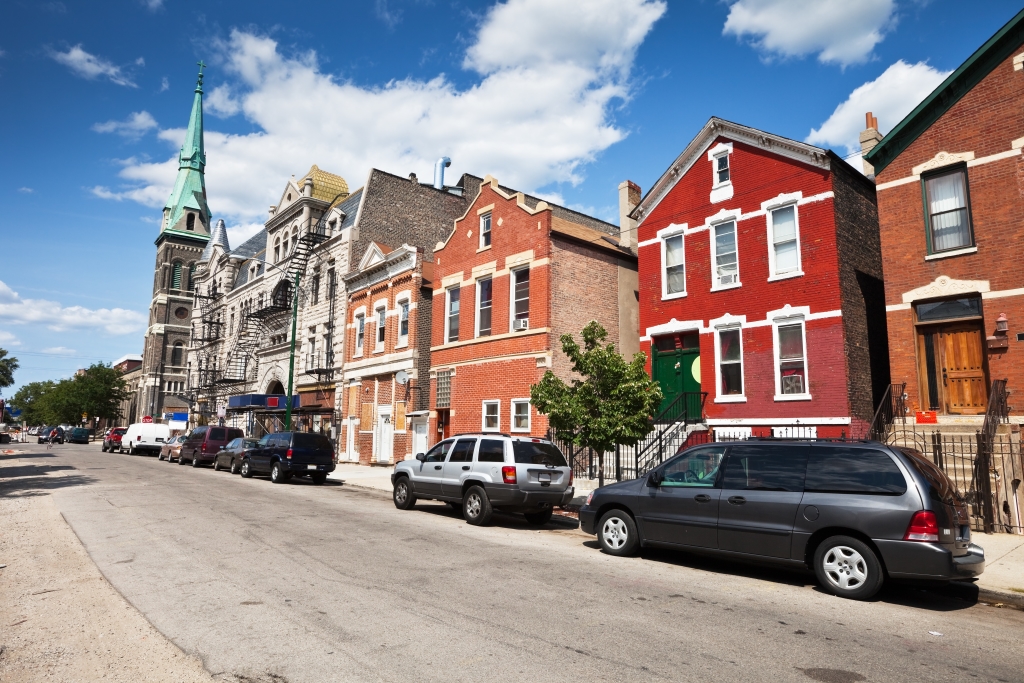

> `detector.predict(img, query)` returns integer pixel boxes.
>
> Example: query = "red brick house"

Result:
[428,176,638,444]
[863,8,1024,421]
[632,118,889,438]
[340,243,434,464]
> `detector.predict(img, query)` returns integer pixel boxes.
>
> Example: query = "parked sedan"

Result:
[68,427,91,444]
[102,427,127,452]
[214,437,259,473]
[158,435,186,462]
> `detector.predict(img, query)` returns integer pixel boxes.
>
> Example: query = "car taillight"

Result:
[904,510,940,542]
[286,449,293,460]
[201,442,207,453]
[569,469,574,485]
[501,466,516,484]
[137,435,141,441]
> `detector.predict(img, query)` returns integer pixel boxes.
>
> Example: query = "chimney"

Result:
[409,172,418,183]
[618,180,641,249]
[859,112,883,177]
[303,176,314,198]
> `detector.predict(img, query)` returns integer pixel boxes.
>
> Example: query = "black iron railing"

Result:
[867,382,906,441]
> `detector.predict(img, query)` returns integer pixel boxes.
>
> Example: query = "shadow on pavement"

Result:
[411,500,581,531]
[0,471,96,498]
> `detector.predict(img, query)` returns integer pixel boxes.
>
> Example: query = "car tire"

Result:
[597,509,639,556]
[178,452,187,465]
[191,452,201,468]
[463,485,493,526]
[102,444,108,453]
[213,458,221,471]
[311,473,327,485]
[240,459,253,478]
[127,442,134,455]
[158,452,165,461]
[229,459,239,475]
[813,535,884,600]
[393,477,416,510]
[270,462,287,484]
[524,509,554,526]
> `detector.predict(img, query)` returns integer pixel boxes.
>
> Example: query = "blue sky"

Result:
[1,0,1020,399]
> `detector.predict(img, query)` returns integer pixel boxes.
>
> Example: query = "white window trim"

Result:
[509,267,529,332]
[657,223,687,300]
[479,212,492,250]
[444,286,460,344]
[482,400,500,432]
[354,313,365,357]
[772,314,812,401]
[395,294,411,349]
[708,142,734,203]
[475,276,493,338]
[510,398,531,432]
[709,215,741,292]
[763,194,804,281]
[374,305,387,352]
[712,317,746,403]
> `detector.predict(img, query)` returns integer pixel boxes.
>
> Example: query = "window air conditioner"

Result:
[512,318,529,331]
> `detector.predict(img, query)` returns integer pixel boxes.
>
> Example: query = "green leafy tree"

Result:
[530,321,663,457]
[75,363,129,422]
[39,378,82,425]
[0,348,19,391]
[12,381,56,426]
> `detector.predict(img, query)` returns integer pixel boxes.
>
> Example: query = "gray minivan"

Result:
[579,440,985,600]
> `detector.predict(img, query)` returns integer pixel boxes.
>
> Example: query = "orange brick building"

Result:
[864,8,1024,420]
[428,176,638,445]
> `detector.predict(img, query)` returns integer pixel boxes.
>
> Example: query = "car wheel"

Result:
[814,535,884,600]
[463,485,493,526]
[270,462,287,484]
[158,452,164,460]
[127,442,134,455]
[229,459,239,475]
[597,509,639,556]
[191,452,201,468]
[311,473,327,485]
[524,509,554,526]
[177,452,187,465]
[240,458,253,478]
[213,458,221,471]
[393,477,416,510]
[101,444,108,453]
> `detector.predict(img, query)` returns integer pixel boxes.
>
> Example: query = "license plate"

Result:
[538,472,551,482]
[307,465,318,470]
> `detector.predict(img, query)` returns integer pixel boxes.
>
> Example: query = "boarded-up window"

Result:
[360,402,374,431]
[436,370,452,408]
[395,401,406,432]
[348,385,359,418]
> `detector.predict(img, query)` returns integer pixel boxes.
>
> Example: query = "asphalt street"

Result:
[10,442,1024,683]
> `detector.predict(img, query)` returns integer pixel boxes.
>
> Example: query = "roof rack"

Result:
[451,431,514,439]
[742,436,879,444]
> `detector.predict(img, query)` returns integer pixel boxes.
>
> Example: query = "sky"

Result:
[1,0,1021,400]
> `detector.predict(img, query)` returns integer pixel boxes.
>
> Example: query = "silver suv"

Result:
[391,433,574,526]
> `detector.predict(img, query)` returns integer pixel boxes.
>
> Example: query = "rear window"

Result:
[805,447,907,495]
[512,441,567,467]
[209,427,227,441]
[227,428,244,440]
[292,433,332,451]
[477,439,506,463]
[899,448,961,505]
[113,428,127,436]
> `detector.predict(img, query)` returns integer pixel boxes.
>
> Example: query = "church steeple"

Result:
[161,62,211,240]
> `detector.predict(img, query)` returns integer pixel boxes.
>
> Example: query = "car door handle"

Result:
[434,465,442,470]
[727,496,746,505]
[462,465,470,471]
[694,494,712,503]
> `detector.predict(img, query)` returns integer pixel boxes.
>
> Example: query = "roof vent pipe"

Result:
[433,157,451,190]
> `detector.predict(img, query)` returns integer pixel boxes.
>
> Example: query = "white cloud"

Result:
[0,280,146,335]
[141,0,163,9]
[18,187,33,193]
[159,76,169,92]
[42,347,77,356]
[93,0,667,224]
[806,60,951,165]
[225,222,265,247]
[375,0,402,28]
[0,331,20,346]
[50,45,138,87]
[723,0,896,66]
[92,111,159,139]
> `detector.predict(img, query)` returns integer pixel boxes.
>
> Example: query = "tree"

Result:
[0,348,19,391]
[74,363,129,422]
[530,321,663,462]
[12,381,56,426]
[11,364,128,426]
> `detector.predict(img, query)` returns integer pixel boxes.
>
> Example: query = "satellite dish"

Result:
[395,370,409,385]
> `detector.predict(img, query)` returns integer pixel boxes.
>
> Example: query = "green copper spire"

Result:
[161,61,211,239]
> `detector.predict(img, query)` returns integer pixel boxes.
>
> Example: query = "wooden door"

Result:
[651,334,700,414]
[939,326,987,414]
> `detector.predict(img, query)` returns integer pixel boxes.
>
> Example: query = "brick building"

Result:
[863,8,1024,421]
[340,243,434,464]
[632,118,889,438]
[428,175,638,445]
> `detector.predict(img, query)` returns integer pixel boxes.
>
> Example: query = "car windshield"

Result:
[512,441,567,466]
[292,433,332,451]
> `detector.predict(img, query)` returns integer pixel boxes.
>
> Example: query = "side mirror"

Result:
[415,453,426,462]
[647,470,663,487]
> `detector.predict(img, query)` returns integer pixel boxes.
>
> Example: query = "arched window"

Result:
[171,262,183,290]
[274,237,281,263]
[291,227,299,252]
[187,263,196,290]
[170,342,183,366]
[186,213,196,230]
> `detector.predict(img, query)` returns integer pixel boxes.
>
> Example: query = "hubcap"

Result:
[466,493,481,517]
[395,484,407,504]
[602,517,628,549]
[822,545,868,591]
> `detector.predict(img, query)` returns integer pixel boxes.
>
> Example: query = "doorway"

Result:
[917,323,988,414]
[374,406,394,464]
[411,418,428,458]
[651,332,700,415]
[435,409,451,441]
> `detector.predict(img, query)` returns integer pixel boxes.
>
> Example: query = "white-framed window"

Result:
[707,142,734,203]
[773,317,810,400]
[715,153,730,185]
[355,314,365,355]
[482,400,500,431]
[398,300,410,346]
[446,287,461,343]
[375,307,386,351]
[480,212,492,249]
[510,267,529,329]
[714,325,745,402]
[511,399,531,432]
[661,232,686,298]
[711,220,740,290]
[767,204,802,279]
[476,277,493,337]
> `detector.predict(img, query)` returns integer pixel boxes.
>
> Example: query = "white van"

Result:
[121,423,171,456]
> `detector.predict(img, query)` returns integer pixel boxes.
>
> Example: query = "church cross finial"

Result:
[195,60,206,91]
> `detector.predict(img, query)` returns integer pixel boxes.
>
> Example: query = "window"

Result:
[768,205,800,277]
[311,270,320,305]
[915,296,982,322]
[712,221,739,288]
[512,441,568,466]
[424,440,452,462]
[187,264,196,290]
[274,237,281,263]
[186,213,195,230]
[476,278,492,337]
[775,320,808,398]
[659,446,726,487]
[924,168,973,253]
[721,445,808,492]
[482,401,499,431]
[446,287,461,343]
[805,448,907,495]
[511,399,530,431]
[512,268,529,325]
[449,438,476,462]
[171,262,183,290]
[398,300,410,342]
[327,269,336,299]
[477,439,505,462]
[355,314,365,354]
[662,234,686,297]
[170,342,183,366]
[435,370,452,408]
[715,153,730,185]
[480,212,492,248]
[717,327,743,398]
[375,307,386,349]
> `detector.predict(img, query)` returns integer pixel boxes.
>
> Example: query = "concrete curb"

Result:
[950,581,1024,610]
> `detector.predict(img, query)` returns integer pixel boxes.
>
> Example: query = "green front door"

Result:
[652,334,701,414]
